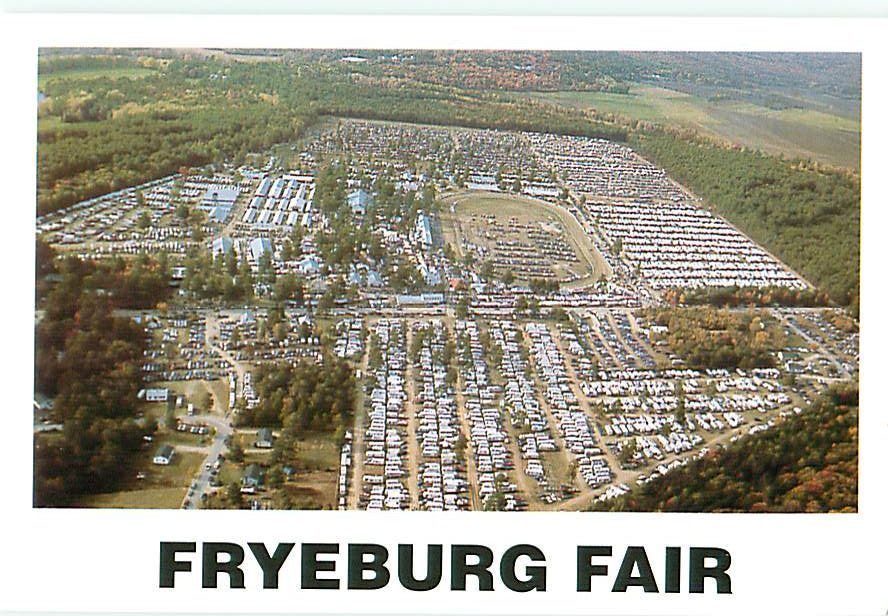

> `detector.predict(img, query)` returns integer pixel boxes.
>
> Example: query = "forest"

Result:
[646,307,786,370]
[238,356,356,435]
[284,50,860,99]
[33,246,167,506]
[592,385,858,513]
[180,247,255,302]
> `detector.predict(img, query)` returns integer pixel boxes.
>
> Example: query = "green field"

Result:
[523,86,860,171]
[294,432,340,471]
[38,66,156,89]
[287,433,340,508]
[75,486,187,509]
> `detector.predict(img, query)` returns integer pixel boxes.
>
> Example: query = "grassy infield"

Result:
[440,191,610,285]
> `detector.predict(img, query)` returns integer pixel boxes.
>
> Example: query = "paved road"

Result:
[181,413,233,509]
[204,313,248,397]
[178,313,243,509]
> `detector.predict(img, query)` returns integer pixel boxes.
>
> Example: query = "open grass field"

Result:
[199,48,284,63]
[440,190,609,285]
[523,86,860,171]
[253,432,340,509]
[75,487,187,509]
[75,450,204,509]
[275,433,340,508]
[294,432,340,471]
[278,472,338,509]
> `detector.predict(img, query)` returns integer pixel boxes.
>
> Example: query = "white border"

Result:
[0,14,882,616]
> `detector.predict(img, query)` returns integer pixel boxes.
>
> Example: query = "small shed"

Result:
[153,444,175,465]
[255,428,274,449]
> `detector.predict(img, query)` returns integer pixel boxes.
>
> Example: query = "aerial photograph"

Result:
[33,49,860,512]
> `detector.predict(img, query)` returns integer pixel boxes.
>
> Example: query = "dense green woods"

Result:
[632,131,860,312]
[238,358,356,437]
[180,248,255,302]
[592,386,858,512]
[287,50,860,99]
[35,256,153,406]
[34,247,166,506]
[36,247,170,324]
[647,307,786,370]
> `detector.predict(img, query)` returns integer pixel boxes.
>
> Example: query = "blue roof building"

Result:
[367,270,383,287]
[415,212,433,248]
[297,255,320,275]
[200,185,240,208]
[348,189,373,216]
[249,237,273,262]
[256,177,272,197]
[208,206,231,224]
[212,236,233,258]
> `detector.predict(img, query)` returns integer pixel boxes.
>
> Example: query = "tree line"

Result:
[592,385,858,513]
[665,285,832,309]
[34,244,167,506]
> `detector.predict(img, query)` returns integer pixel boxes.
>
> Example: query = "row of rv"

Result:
[489,320,556,489]
[412,321,469,511]
[362,320,410,510]
[524,322,612,489]
[457,320,522,510]
[337,431,353,509]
